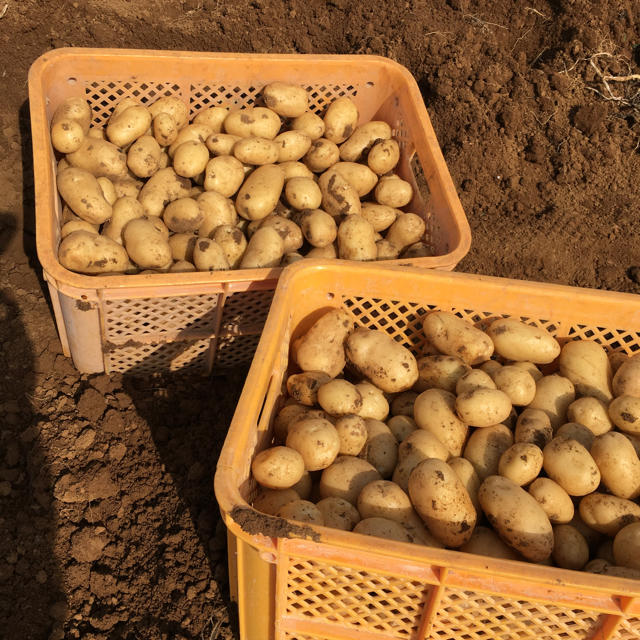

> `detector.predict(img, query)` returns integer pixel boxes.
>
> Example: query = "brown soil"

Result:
[0,1,638,639]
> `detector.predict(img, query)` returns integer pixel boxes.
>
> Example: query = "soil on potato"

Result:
[0,0,639,638]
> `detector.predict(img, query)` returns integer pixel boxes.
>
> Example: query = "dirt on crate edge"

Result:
[230,506,321,542]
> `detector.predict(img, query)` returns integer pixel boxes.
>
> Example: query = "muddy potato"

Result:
[57,167,112,224]
[224,107,281,139]
[543,437,600,496]
[148,96,189,130]
[375,240,399,260]
[211,225,247,268]
[455,388,512,428]
[401,242,433,259]
[51,118,84,153]
[413,389,468,457]
[486,319,561,364]
[172,140,209,178]
[423,311,494,366]
[167,234,197,263]
[361,419,398,479]
[238,226,284,268]
[138,167,191,217]
[558,340,613,403]
[253,487,300,516]
[333,414,368,456]
[608,395,640,434]
[262,82,308,118]
[290,111,325,140]
[330,162,378,197]
[555,422,594,450]
[232,136,278,165]
[277,499,324,525]
[460,526,521,560]
[163,198,203,234]
[463,423,513,480]
[126,135,162,178]
[205,133,241,156]
[591,431,640,499]
[456,369,496,395]
[498,443,543,486]
[251,446,305,490]
[286,417,341,471]
[414,355,470,394]
[123,217,172,269]
[58,231,132,275]
[316,496,361,531]
[318,168,361,217]
[51,96,92,134]
[478,475,553,562]
[355,382,389,421]
[317,379,362,416]
[528,375,576,430]
[197,190,237,236]
[61,219,99,238]
[337,215,377,261]
[359,202,399,233]
[323,97,359,144]
[353,517,413,542]
[613,522,640,570]
[384,213,425,251]
[259,216,303,254]
[105,105,152,149]
[102,196,144,244]
[386,415,417,443]
[346,328,418,393]
[235,164,285,221]
[66,137,128,179]
[552,525,589,570]
[374,175,413,208]
[367,138,401,175]
[448,456,482,515]
[528,477,574,524]
[514,408,553,449]
[339,121,392,162]
[491,365,536,406]
[304,138,340,173]
[579,493,640,536]
[409,459,476,547]
[612,357,640,398]
[202,155,244,197]
[285,177,322,211]
[152,112,178,146]
[286,371,332,406]
[319,455,382,504]
[192,106,228,133]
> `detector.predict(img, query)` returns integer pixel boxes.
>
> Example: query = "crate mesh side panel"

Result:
[430,588,601,640]
[214,333,262,369]
[286,558,429,638]
[219,290,275,335]
[104,295,220,342]
[567,325,640,354]
[86,80,184,126]
[611,617,640,639]
[105,339,211,374]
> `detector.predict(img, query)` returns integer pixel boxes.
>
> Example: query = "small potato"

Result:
[224,107,281,139]
[398,428,450,463]
[337,216,376,261]
[460,526,520,560]
[253,487,300,515]
[567,397,612,436]
[163,197,204,233]
[168,233,197,262]
[368,139,400,175]
[317,379,363,416]
[585,561,640,580]
[492,366,536,406]
[558,340,613,403]
[51,118,84,153]
[236,164,285,221]
[415,355,470,394]
[290,111,325,140]
[478,475,553,562]
[409,459,476,547]
[353,517,412,543]
[514,408,553,448]
[148,96,189,130]
[401,242,433,259]
[374,175,413,208]
[274,130,312,163]
[354,382,389,421]
[608,395,640,434]
[251,446,305,489]
[316,496,361,530]
[193,106,228,133]
[386,415,417,443]
[206,133,241,156]
[498,443,543,486]
[528,477,574,524]
[280,160,314,181]
[543,437,600,496]
[107,105,152,148]
[553,525,589,570]
[330,162,378,197]
[286,371,332,406]
[510,360,543,381]
[127,135,162,178]
[361,419,398,479]
[152,112,178,146]
[360,202,399,232]
[413,389,468,457]
[192,238,230,271]
[239,226,284,268]
[448,456,482,516]
[556,422,595,450]
[346,328,418,393]
[259,216,303,254]
[376,240,400,260]
[124,217,172,269]
[203,155,244,197]
[263,82,308,118]
[528,375,576,430]
[357,479,413,522]
[480,360,503,376]
[57,168,112,224]
[102,196,145,244]
[58,231,132,275]
[384,213,426,252]
[170,260,196,273]
[233,137,279,165]
[486,319,561,364]
[609,350,630,374]
[112,176,143,199]
[285,177,322,211]
[273,403,309,443]
[422,311,494,366]
[96,177,117,206]
[306,244,337,259]
[197,190,237,236]
[323,97,359,144]
[455,388,512,428]
[286,417,341,471]
[334,414,368,456]
[456,369,496,395]
[304,138,340,173]
[579,493,640,536]
[463,424,513,480]
[339,121,392,162]
[277,499,324,525]
[212,225,247,268]
[66,137,128,179]
[590,431,640,499]
[612,357,640,397]
[173,141,210,178]
[319,455,382,504]
[138,167,192,217]
[61,220,98,238]
[168,124,214,157]
[613,522,640,570]
[51,96,91,134]
[318,168,361,217]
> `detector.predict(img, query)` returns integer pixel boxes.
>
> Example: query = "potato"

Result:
[286,371,332,406]
[316,379,362,416]
[478,475,553,562]
[401,242,433,259]
[491,365,536,406]
[61,219,100,239]
[346,328,418,393]
[277,499,324,525]
[306,244,337,259]
[239,226,284,269]
[316,496,361,531]
[543,437,600,496]
[323,97,359,144]
[414,355,470,394]
[384,213,426,251]
[555,422,594,450]
[608,395,640,434]
[206,133,241,156]
[317,168,361,217]
[169,260,195,273]
[161,198,202,234]
[340,121,392,162]
[359,202,399,233]
[251,446,305,490]
[463,424,513,480]
[97,176,118,205]
[285,177,322,211]
[422,312,494,366]
[271,132,311,165]
[148,96,189,130]
[102,197,144,244]
[279,160,314,181]
[352,382,388,421]
[486,319,560,364]
[286,417,340,471]
[235,164,285,221]
[319,455,381,504]
[57,168,112,224]
[398,427,450,462]
[332,414,368,456]
[137,167,191,217]
[152,112,178,147]
[125,134,161,179]
[273,403,311,443]
[211,225,247,268]
[460,526,520,560]
[58,231,132,275]
[558,340,613,403]
[528,375,576,430]
[455,388,512,428]
[297,208,337,249]
[361,419,398,479]
[498,443,543,486]
[197,190,237,236]
[413,389,468,457]
[353,517,413,542]
[612,357,640,397]
[374,240,399,260]
[193,106,228,133]
[168,234,197,263]
[613,522,640,570]
[585,560,640,580]
[224,107,281,139]
[259,216,303,254]
[112,176,143,199]
[409,459,476,547]
[596,539,616,564]
[123,217,172,269]
[232,137,278,165]
[51,118,84,153]
[337,216,377,261]
[201,155,244,198]
[528,477,574,524]
[374,175,413,208]
[448,456,482,516]
[290,111,325,140]
[552,525,589,570]
[304,138,341,173]
[171,140,209,179]
[510,360,543,381]
[51,96,91,134]
[330,162,378,197]
[357,479,413,521]
[66,137,128,179]
[253,487,300,515]
[514,408,553,448]
[579,493,640,536]
[293,308,352,378]
[590,431,640,499]
[565,399,610,438]
[367,139,400,175]
[456,369,496,395]
[480,360,503,376]
[106,105,152,149]
[609,350,630,374]
[625,432,640,457]
[386,415,417,443]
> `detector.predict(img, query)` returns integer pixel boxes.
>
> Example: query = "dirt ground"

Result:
[0,0,639,638]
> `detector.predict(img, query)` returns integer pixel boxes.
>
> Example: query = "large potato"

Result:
[558,340,613,403]
[102,196,144,244]
[385,213,425,251]
[528,477,574,524]
[455,388,512,428]
[251,446,305,490]
[423,312,494,365]
[415,355,470,393]
[138,167,191,217]
[498,443,543,486]
[542,437,600,496]
[478,475,553,562]
[463,424,513,480]
[346,328,418,393]
[239,226,284,268]
[163,197,204,233]
[613,522,640,570]
[612,357,640,397]
[528,375,576,430]
[318,168,361,217]
[66,137,128,179]
[579,493,640,536]
[323,97,359,144]
[337,216,377,261]
[123,217,172,269]
[107,105,152,148]
[212,225,248,268]
[57,167,112,224]
[224,107,281,139]
[486,319,560,364]
[58,231,132,275]
[330,162,378,197]
[608,395,640,434]
[203,155,244,197]
[263,82,308,118]
[197,190,237,236]
[286,417,340,471]
[235,164,285,221]
[319,455,382,504]
[339,121,392,162]
[590,431,640,499]
[316,496,361,531]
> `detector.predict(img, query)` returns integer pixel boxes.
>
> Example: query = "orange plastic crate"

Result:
[214,261,640,640]
[27,48,470,375]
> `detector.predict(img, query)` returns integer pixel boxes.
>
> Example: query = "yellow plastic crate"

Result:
[215,260,640,640]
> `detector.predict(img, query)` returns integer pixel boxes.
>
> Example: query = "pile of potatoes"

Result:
[51,84,430,276]
[250,307,640,579]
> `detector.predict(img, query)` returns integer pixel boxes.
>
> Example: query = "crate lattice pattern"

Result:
[568,324,640,354]
[213,333,262,369]
[611,616,640,639]
[430,588,601,640]
[219,289,275,335]
[105,339,211,374]
[286,559,429,638]
[103,294,220,343]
